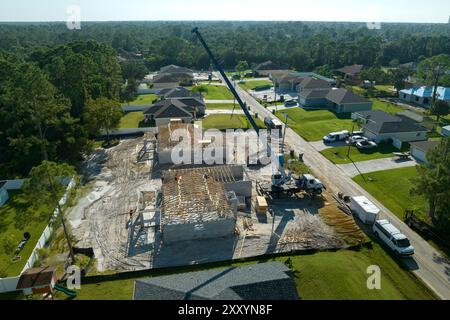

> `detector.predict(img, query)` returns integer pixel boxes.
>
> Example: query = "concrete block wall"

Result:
[162,217,236,244]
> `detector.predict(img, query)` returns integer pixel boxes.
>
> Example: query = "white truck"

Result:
[373,220,415,257]
[349,196,380,225]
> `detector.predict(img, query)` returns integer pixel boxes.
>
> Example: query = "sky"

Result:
[0,0,449,23]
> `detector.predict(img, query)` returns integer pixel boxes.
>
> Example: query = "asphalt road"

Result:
[217,72,450,299]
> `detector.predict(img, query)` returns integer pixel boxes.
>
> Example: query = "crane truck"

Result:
[257,154,324,198]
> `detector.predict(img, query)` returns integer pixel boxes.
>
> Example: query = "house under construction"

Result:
[160,165,251,244]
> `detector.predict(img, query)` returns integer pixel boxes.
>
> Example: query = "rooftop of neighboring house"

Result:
[16,267,57,290]
[400,86,450,101]
[299,77,332,90]
[410,140,440,153]
[159,64,194,74]
[326,88,371,105]
[254,60,282,71]
[0,181,6,189]
[158,86,202,99]
[300,89,330,99]
[144,99,193,119]
[336,64,364,76]
[355,109,428,134]
[152,73,185,83]
[133,262,298,300]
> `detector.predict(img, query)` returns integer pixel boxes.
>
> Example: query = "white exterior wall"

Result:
[364,129,427,143]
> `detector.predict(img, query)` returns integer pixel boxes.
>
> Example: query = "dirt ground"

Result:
[67,136,365,273]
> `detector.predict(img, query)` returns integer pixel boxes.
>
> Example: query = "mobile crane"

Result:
[192,28,324,197]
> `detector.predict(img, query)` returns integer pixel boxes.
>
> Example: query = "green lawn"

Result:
[321,142,406,164]
[275,108,356,141]
[353,167,427,221]
[206,103,237,110]
[0,191,57,277]
[239,80,273,91]
[202,114,265,130]
[28,244,437,300]
[123,94,157,106]
[195,84,234,100]
[119,112,145,129]
[371,99,405,115]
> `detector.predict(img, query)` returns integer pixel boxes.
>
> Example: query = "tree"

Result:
[84,98,124,143]
[431,100,450,123]
[417,54,450,111]
[389,67,412,94]
[121,78,138,105]
[23,161,77,262]
[235,60,249,78]
[314,65,334,78]
[411,138,450,224]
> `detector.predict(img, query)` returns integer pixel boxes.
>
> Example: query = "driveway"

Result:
[216,72,450,299]
[337,157,419,178]
[310,140,348,151]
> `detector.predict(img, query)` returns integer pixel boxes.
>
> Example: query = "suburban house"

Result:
[158,86,202,100]
[133,262,299,300]
[298,77,332,94]
[0,181,8,207]
[336,64,364,84]
[299,87,373,113]
[353,109,428,145]
[399,86,450,108]
[409,140,440,163]
[143,98,205,126]
[160,65,194,74]
[273,72,336,92]
[152,65,195,89]
[326,88,373,113]
[253,61,289,77]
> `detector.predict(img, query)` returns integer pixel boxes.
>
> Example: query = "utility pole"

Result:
[281,112,289,153]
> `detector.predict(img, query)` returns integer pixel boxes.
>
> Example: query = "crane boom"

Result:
[192,27,260,134]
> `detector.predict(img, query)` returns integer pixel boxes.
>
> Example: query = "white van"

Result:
[323,130,349,143]
[373,220,414,257]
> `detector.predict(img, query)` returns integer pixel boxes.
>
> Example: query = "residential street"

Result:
[218,72,450,299]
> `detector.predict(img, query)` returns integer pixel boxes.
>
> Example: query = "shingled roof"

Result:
[336,64,363,76]
[160,65,194,74]
[356,110,428,134]
[133,262,299,300]
[144,99,193,119]
[326,88,370,104]
[299,77,332,90]
[159,86,201,99]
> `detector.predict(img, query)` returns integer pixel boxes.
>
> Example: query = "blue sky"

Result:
[0,0,449,23]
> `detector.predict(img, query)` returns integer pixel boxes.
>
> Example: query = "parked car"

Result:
[373,220,414,256]
[284,99,298,107]
[356,140,377,149]
[323,130,349,143]
[348,135,368,145]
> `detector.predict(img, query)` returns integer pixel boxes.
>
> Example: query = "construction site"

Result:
[67,120,366,273]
